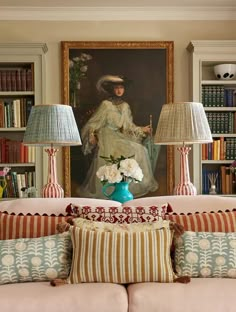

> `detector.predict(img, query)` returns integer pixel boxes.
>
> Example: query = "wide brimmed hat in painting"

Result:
[96,75,132,94]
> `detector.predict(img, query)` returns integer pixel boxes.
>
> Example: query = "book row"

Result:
[202,167,235,195]
[0,97,34,128]
[202,85,236,107]
[0,68,33,92]
[2,171,36,198]
[202,137,236,160]
[0,138,35,163]
[206,112,236,134]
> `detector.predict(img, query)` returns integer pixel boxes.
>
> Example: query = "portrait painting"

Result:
[61,41,174,198]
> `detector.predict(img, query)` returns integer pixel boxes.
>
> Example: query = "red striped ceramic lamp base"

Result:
[42,147,64,198]
[174,146,197,195]
[154,102,213,195]
[23,104,81,198]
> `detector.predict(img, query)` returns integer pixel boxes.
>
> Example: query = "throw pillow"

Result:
[166,210,236,233]
[174,231,236,278]
[68,226,176,284]
[0,232,72,285]
[71,217,170,232]
[65,203,172,223]
[0,212,71,240]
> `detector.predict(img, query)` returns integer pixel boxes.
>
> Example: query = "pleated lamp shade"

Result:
[154,102,212,145]
[23,104,82,146]
[154,102,212,196]
[23,104,81,199]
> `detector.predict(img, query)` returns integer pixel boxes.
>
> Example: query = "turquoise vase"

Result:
[102,181,133,203]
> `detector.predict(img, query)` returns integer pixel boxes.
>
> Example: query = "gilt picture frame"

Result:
[61,41,174,197]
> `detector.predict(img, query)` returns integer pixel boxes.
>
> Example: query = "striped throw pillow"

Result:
[166,210,236,233]
[0,212,70,240]
[68,226,175,284]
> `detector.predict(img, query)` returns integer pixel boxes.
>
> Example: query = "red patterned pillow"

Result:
[0,212,71,240]
[65,203,172,223]
[166,210,236,232]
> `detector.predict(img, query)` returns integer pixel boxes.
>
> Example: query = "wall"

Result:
[0,20,235,191]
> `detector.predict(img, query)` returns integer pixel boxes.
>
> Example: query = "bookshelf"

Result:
[0,43,48,198]
[187,40,236,195]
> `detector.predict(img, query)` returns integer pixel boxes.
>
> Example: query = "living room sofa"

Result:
[0,195,235,312]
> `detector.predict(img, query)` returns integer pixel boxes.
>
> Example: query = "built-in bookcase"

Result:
[0,43,47,198]
[187,40,236,195]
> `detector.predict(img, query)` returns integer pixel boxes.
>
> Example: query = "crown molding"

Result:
[0,6,236,21]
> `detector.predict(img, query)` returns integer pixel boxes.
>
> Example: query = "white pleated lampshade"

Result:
[154,102,213,145]
[23,104,82,146]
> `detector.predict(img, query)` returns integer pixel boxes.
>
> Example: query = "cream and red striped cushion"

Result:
[68,226,175,284]
[0,212,70,239]
[166,210,236,232]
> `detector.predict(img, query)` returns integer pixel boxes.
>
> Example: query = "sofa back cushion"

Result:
[0,212,71,239]
[166,210,236,233]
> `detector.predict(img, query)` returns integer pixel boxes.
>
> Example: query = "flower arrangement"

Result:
[230,160,236,175]
[0,167,10,178]
[96,155,143,184]
[69,53,92,93]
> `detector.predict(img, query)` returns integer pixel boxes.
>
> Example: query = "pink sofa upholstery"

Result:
[0,195,235,312]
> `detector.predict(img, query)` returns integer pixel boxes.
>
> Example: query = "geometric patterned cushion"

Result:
[0,212,70,240]
[68,226,176,284]
[0,233,72,285]
[174,231,236,278]
[65,203,171,223]
[166,210,236,232]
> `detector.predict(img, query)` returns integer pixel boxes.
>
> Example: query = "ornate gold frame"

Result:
[61,41,174,197]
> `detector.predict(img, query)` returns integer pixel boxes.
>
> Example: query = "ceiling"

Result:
[0,0,235,21]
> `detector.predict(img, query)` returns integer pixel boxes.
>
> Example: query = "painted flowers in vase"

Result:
[96,155,143,203]
[69,53,92,107]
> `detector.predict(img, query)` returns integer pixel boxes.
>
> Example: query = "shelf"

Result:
[0,127,26,131]
[212,133,236,137]
[202,80,236,85]
[0,163,35,167]
[201,160,233,164]
[0,91,34,96]
[204,107,236,111]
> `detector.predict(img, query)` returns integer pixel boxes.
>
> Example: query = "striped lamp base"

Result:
[42,147,64,198]
[174,145,197,196]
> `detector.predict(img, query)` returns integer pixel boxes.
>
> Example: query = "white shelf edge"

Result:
[0,91,34,95]
[202,80,236,85]
[204,107,236,111]
[0,127,26,131]
[201,160,233,164]
[0,163,35,167]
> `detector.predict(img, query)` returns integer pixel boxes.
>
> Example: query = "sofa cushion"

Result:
[0,212,71,239]
[0,282,128,312]
[0,232,72,285]
[166,210,236,232]
[68,226,175,284]
[66,203,171,223]
[127,278,236,312]
[174,231,236,278]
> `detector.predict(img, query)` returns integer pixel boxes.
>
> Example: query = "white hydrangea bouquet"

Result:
[96,155,143,185]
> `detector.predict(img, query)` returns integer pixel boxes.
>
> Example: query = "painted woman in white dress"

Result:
[79,75,158,198]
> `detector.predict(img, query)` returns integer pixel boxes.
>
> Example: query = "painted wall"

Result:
[0,20,235,191]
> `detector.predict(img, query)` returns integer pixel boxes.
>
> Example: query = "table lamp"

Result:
[154,102,212,195]
[23,104,81,198]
